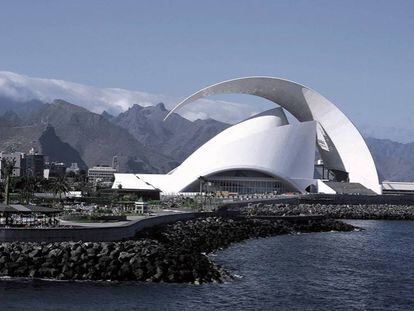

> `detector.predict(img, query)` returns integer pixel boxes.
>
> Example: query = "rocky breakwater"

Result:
[241,203,414,220]
[0,217,355,283]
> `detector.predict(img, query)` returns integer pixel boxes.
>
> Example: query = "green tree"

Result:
[39,178,52,193]
[20,177,40,205]
[49,177,70,203]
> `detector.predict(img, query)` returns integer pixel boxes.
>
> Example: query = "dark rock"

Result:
[238,203,414,220]
[0,215,356,283]
[118,252,134,261]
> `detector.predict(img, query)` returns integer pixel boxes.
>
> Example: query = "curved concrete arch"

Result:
[165,77,381,194]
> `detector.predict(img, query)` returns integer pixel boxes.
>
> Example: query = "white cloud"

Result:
[0,71,262,124]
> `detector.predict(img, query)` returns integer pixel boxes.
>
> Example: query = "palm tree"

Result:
[21,177,39,205]
[49,177,70,203]
[39,178,52,193]
[1,158,15,205]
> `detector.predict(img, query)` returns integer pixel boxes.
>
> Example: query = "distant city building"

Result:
[66,162,80,174]
[88,165,116,184]
[44,162,66,179]
[25,148,45,179]
[43,169,50,179]
[112,156,119,172]
[0,152,25,180]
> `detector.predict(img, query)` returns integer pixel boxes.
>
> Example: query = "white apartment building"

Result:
[88,165,117,184]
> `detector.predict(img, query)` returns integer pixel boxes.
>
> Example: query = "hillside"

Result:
[113,103,229,163]
[0,99,229,173]
[365,137,414,182]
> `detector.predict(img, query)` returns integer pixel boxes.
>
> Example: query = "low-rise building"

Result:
[66,163,80,174]
[88,165,116,184]
[0,152,25,180]
[44,162,66,179]
[382,181,414,195]
[112,173,161,200]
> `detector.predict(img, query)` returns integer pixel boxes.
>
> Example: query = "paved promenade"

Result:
[58,210,187,228]
[0,210,210,242]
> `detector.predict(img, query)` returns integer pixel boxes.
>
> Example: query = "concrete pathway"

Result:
[58,210,188,228]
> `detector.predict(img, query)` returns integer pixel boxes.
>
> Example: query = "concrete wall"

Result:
[0,212,212,243]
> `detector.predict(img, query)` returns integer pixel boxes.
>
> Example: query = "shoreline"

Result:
[0,216,355,284]
[224,203,414,220]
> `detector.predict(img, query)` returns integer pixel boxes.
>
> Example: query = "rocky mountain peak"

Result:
[155,102,167,111]
[0,110,22,127]
[101,110,115,121]
[129,104,144,111]
[112,103,229,164]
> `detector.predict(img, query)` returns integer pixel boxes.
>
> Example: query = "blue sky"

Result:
[0,0,413,136]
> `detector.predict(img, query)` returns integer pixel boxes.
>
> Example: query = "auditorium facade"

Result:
[113,77,381,196]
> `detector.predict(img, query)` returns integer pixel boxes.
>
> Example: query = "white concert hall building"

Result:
[113,77,381,196]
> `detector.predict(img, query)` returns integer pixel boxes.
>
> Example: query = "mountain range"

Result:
[113,103,228,163]
[0,71,260,124]
[0,98,227,174]
[365,137,414,182]
[0,71,413,181]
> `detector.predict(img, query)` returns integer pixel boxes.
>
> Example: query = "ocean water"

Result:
[1,220,413,311]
